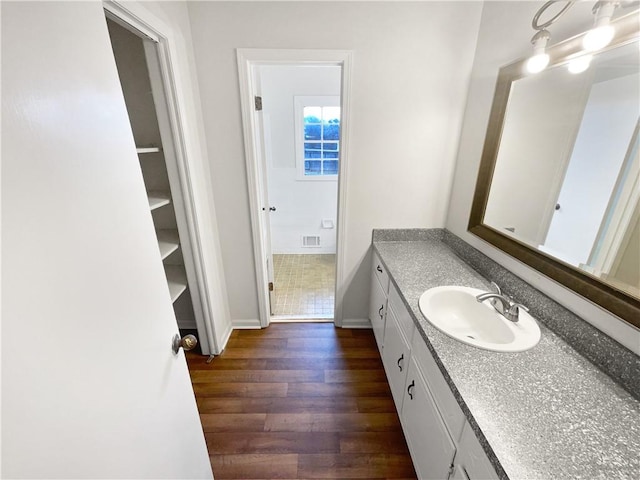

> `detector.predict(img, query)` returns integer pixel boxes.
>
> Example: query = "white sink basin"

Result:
[418,286,541,352]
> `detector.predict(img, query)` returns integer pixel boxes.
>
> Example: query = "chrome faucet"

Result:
[476,282,529,323]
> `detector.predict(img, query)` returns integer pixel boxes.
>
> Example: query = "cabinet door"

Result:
[369,273,387,351]
[412,333,466,443]
[402,357,456,480]
[455,423,499,480]
[382,306,410,411]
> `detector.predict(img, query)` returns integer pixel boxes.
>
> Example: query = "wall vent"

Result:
[302,235,321,247]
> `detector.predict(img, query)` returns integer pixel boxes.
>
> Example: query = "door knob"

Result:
[172,334,198,354]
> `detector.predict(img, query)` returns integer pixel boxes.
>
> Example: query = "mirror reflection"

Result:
[484,39,640,299]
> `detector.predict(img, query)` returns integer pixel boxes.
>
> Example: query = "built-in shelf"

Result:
[165,265,187,302]
[136,147,161,154]
[157,229,180,260]
[147,191,171,211]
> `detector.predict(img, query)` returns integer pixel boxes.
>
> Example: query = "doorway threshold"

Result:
[271,315,334,323]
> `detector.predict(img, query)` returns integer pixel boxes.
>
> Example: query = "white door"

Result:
[1,2,212,478]
[254,98,276,319]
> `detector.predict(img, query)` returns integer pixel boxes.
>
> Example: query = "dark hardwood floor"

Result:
[186,323,417,480]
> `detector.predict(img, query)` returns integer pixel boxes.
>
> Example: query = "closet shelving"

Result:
[156,229,180,259]
[142,164,188,306]
[165,264,188,302]
[108,18,196,328]
[136,146,161,154]
[148,191,171,211]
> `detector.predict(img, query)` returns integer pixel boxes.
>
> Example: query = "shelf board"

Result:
[165,265,187,303]
[157,229,180,260]
[136,147,161,154]
[148,191,170,211]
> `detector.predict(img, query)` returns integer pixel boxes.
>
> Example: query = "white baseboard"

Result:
[340,318,372,328]
[232,318,262,329]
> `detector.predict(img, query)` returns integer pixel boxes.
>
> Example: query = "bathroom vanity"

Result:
[370,229,640,480]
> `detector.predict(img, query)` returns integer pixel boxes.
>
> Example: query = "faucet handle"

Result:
[508,303,529,315]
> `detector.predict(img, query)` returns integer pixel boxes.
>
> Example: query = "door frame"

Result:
[104,0,225,354]
[237,49,354,328]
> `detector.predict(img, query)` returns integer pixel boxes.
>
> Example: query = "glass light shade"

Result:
[583,25,615,51]
[568,55,593,74]
[526,53,550,73]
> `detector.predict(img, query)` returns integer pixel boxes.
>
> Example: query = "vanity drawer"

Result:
[371,251,389,294]
[388,283,415,345]
[411,332,466,444]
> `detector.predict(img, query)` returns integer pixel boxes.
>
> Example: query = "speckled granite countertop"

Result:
[373,236,640,480]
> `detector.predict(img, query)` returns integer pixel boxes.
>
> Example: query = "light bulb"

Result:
[583,2,617,52]
[568,55,593,74]
[527,29,551,74]
[583,24,615,51]
[527,53,550,73]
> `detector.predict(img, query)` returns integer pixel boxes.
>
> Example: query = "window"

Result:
[294,96,340,180]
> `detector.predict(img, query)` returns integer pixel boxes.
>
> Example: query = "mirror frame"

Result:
[469,11,640,329]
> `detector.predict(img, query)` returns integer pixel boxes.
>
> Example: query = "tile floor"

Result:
[272,254,336,319]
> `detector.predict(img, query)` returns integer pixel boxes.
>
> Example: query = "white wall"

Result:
[187,1,483,324]
[259,65,340,254]
[446,1,640,352]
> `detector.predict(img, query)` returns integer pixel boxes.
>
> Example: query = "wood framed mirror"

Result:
[469,10,640,328]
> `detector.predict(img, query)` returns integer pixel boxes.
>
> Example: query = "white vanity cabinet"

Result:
[382,285,415,411]
[369,252,390,350]
[369,250,499,480]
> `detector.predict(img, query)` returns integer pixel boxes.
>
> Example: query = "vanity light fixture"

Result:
[583,1,619,51]
[526,1,574,74]
[525,1,637,76]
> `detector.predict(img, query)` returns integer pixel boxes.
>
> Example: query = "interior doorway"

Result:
[237,49,353,328]
[257,65,341,321]
[104,9,217,354]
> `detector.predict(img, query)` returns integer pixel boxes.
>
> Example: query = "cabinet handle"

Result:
[407,380,415,400]
[376,265,383,273]
[378,305,384,319]
[397,354,404,371]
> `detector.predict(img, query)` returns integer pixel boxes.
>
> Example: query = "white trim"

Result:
[237,48,354,329]
[217,320,234,349]
[232,318,263,329]
[104,1,226,355]
[341,318,373,329]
